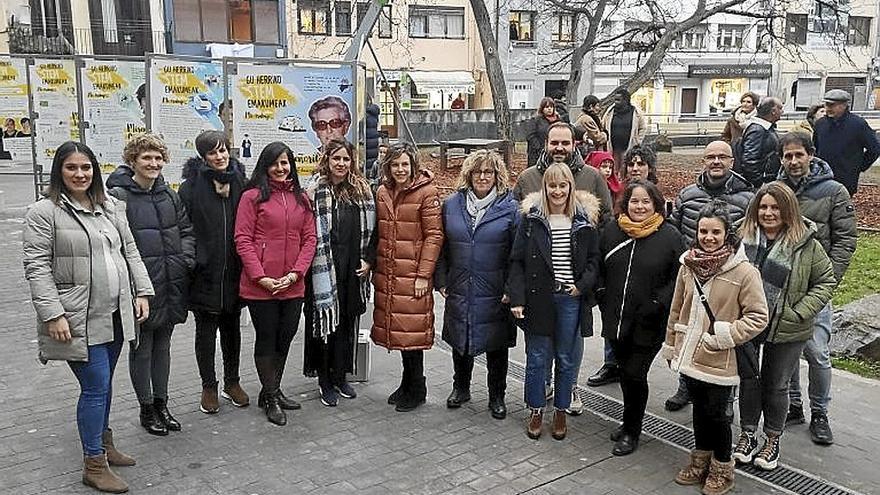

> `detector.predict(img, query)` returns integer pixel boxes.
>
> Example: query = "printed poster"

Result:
[30,58,79,174]
[231,63,355,184]
[149,58,225,188]
[80,59,147,175]
[0,56,32,169]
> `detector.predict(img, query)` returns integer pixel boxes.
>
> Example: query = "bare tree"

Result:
[471,0,513,140]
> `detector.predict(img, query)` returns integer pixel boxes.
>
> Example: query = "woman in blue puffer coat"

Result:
[435,150,518,420]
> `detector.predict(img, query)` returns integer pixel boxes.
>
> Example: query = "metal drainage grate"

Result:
[440,341,866,495]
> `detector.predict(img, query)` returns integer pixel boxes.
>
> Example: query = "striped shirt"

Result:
[548,214,574,284]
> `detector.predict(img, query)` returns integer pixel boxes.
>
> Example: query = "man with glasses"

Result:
[664,140,754,412]
[813,89,880,196]
[308,96,352,148]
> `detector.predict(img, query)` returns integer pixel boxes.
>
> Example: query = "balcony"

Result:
[8,22,168,56]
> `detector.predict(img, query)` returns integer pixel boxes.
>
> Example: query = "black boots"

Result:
[139,404,168,436]
[254,356,286,426]
[153,398,181,431]
[395,351,426,412]
[275,353,302,410]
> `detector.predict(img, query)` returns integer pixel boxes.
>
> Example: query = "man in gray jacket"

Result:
[777,132,857,446]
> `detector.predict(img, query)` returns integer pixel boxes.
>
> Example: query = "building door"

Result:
[681,88,698,115]
[379,82,399,139]
[87,0,153,55]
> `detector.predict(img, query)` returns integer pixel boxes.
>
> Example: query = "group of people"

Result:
[21,86,871,495]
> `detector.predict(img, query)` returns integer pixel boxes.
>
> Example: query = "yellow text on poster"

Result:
[157,65,205,104]
[237,74,297,119]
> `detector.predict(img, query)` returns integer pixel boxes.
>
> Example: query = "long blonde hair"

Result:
[455,149,510,195]
[540,163,577,219]
[317,139,371,202]
[738,182,807,248]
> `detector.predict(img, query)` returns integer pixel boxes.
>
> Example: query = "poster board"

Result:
[29,58,79,173]
[0,56,33,169]
[79,58,147,175]
[228,60,356,184]
[147,56,225,188]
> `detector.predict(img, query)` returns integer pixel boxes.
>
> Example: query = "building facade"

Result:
[163,0,286,58]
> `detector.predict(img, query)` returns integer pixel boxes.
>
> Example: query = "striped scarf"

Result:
[743,228,792,315]
[310,183,376,341]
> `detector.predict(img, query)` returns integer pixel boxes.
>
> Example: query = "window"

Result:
[718,24,745,50]
[378,4,392,38]
[172,0,281,43]
[551,14,574,43]
[756,22,771,52]
[299,0,330,35]
[101,0,119,42]
[672,26,706,50]
[509,11,535,42]
[786,13,808,44]
[356,2,369,30]
[847,16,871,46]
[623,21,655,51]
[335,1,352,36]
[408,6,464,39]
[811,0,845,35]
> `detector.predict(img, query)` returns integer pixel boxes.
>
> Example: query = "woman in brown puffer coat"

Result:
[371,144,444,412]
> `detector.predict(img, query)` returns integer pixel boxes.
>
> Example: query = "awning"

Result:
[406,70,475,95]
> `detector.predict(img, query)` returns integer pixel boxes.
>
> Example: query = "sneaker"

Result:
[320,385,338,407]
[732,431,758,464]
[221,382,250,407]
[200,386,219,414]
[809,412,834,445]
[785,404,806,427]
[753,435,780,471]
[335,381,357,399]
[565,389,584,416]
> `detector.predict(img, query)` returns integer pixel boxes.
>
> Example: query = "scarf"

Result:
[465,187,497,227]
[743,228,792,315]
[684,244,734,283]
[734,107,756,126]
[310,183,376,341]
[205,167,237,198]
[617,212,663,239]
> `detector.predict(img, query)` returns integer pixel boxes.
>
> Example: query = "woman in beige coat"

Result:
[662,201,768,495]
[23,141,154,493]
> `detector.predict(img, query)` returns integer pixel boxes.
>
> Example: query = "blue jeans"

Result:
[789,302,833,414]
[69,324,123,456]
[526,295,581,409]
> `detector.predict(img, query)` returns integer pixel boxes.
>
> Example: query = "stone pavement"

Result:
[0,186,877,494]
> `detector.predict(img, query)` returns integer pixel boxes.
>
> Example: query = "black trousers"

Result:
[452,348,509,398]
[193,309,242,388]
[401,350,426,398]
[612,340,661,436]
[685,376,734,462]
[317,313,356,387]
[247,298,303,358]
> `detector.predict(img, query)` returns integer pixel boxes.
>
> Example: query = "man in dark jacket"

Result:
[553,92,570,123]
[365,102,381,180]
[813,89,880,196]
[777,132,857,446]
[734,96,782,188]
[664,140,754,411]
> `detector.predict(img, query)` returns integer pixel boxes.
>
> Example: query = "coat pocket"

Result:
[672,323,688,357]
[693,338,731,371]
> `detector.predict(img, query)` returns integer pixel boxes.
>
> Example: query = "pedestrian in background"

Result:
[575,95,608,151]
[733,182,836,471]
[107,134,195,437]
[526,97,561,168]
[234,142,316,425]
[721,92,759,144]
[733,97,783,188]
[509,163,601,441]
[793,104,825,136]
[664,201,768,495]
[303,140,376,408]
[371,144,444,412]
[597,180,685,456]
[602,88,648,168]
[435,150,519,420]
[23,141,154,493]
[179,130,250,414]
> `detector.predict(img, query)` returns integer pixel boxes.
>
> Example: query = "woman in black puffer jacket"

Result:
[107,133,195,436]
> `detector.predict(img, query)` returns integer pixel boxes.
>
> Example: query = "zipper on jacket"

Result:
[282,189,289,285]
[220,197,228,310]
[615,240,636,339]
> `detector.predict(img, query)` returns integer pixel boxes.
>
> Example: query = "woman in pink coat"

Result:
[235,142,316,426]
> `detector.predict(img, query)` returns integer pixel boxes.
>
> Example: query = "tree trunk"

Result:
[470,0,511,140]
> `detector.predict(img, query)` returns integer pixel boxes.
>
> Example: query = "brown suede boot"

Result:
[527,408,543,439]
[551,410,567,440]
[82,453,129,493]
[702,457,735,495]
[674,449,712,485]
[221,382,250,407]
[200,386,219,414]
[101,430,135,467]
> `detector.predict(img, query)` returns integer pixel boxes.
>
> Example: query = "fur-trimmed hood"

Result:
[182,155,246,180]
[520,190,600,226]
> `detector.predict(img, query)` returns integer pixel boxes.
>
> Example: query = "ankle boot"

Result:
[263,391,287,426]
[82,453,129,493]
[395,375,426,412]
[255,356,286,425]
[527,408,543,439]
[551,410,567,440]
[153,398,181,432]
[274,353,301,410]
[101,429,135,467]
[702,457,735,495]
[675,449,712,486]
[387,377,405,405]
[139,404,168,436]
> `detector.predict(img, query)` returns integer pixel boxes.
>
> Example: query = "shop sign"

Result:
[688,64,772,78]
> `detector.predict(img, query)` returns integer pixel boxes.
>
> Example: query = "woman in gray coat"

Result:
[23,141,154,494]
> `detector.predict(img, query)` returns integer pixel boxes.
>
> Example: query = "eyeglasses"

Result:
[703,154,733,162]
[312,118,349,131]
[471,169,496,178]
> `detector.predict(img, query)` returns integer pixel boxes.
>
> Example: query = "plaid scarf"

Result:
[684,244,734,283]
[311,183,376,340]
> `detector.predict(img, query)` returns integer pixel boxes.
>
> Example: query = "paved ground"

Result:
[0,178,877,494]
